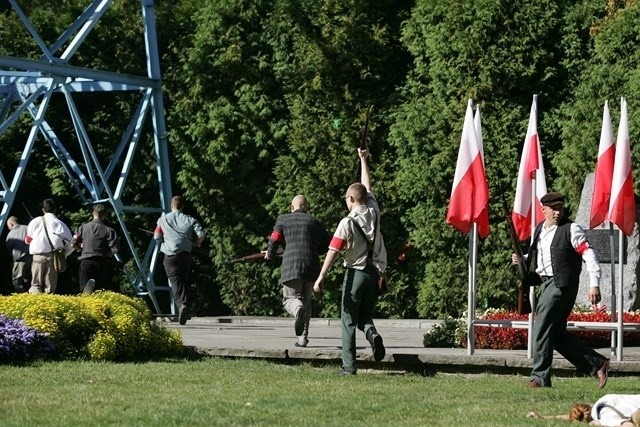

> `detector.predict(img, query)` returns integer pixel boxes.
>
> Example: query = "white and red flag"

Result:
[512,96,547,241]
[608,97,636,236]
[590,100,615,229]
[446,100,490,238]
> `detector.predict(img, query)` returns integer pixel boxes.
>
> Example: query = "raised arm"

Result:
[358,148,371,192]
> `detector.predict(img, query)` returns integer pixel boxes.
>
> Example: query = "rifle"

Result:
[53,232,73,244]
[355,105,373,181]
[503,207,533,315]
[225,251,268,264]
[22,203,34,220]
[224,248,283,264]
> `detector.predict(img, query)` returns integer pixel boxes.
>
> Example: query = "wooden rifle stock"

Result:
[225,248,283,264]
[503,207,532,315]
[225,252,267,264]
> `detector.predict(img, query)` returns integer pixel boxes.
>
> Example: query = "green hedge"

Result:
[0,292,184,361]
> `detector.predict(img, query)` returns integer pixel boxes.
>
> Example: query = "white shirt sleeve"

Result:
[571,223,601,287]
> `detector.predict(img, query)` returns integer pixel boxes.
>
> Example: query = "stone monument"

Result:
[575,173,640,311]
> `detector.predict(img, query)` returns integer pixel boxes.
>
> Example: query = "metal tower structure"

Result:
[0,0,173,314]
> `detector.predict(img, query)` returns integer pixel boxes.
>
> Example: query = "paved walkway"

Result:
[165,316,640,376]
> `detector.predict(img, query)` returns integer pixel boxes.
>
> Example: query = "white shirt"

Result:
[25,213,74,256]
[592,394,640,426]
[535,222,601,287]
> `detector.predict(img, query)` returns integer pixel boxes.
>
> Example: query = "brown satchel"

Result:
[51,249,67,273]
[42,217,67,273]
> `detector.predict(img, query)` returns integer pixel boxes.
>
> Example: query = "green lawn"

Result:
[0,358,636,426]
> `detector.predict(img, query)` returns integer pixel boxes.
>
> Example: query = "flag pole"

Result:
[467,223,478,355]
[616,227,624,360]
[526,94,539,360]
[446,99,488,356]
[527,176,536,359]
[609,222,617,357]
[615,96,631,361]
[609,96,633,361]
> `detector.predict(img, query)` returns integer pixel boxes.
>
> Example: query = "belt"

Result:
[540,275,553,282]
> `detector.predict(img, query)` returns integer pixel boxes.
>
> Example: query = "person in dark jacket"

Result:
[512,191,609,388]
[266,195,330,347]
[71,204,119,294]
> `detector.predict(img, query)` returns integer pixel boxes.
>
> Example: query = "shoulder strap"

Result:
[347,217,374,263]
[347,217,371,244]
[596,403,629,421]
[41,217,55,251]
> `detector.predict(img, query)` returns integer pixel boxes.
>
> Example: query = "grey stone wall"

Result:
[575,173,640,311]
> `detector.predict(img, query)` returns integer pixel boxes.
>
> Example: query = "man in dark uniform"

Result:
[513,192,609,388]
[266,195,330,347]
[71,204,120,293]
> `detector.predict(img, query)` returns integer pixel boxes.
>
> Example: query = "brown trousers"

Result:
[30,253,58,294]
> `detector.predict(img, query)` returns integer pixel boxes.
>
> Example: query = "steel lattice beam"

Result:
[0,0,174,314]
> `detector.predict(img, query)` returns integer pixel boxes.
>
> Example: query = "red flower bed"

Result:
[471,309,640,350]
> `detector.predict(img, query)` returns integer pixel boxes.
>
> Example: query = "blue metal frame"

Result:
[0,0,173,314]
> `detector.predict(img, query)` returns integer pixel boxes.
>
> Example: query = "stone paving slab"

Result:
[163,316,640,376]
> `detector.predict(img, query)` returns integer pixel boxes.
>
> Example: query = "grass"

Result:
[0,357,638,426]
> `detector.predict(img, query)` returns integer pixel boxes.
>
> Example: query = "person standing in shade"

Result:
[71,204,120,294]
[24,198,74,294]
[5,216,31,292]
[314,148,387,375]
[266,195,330,347]
[512,191,609,388]
[154,195,205,325]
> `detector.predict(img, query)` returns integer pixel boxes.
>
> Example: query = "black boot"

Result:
[366,327,385,362]
[294,307,305,337]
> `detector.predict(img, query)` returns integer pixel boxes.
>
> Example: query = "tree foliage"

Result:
[168,0,412,317]
[554,1,640,207]
[3,0,639,320]
[387,0,604,317]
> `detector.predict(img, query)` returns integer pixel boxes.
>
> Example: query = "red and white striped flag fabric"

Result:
[473,104,490,238]
[590,100,615,229]
[608,97,636,236]
[446,100,490,238]
[512,96,547,241]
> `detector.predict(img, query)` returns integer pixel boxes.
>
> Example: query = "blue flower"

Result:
[0,314,54,363]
